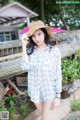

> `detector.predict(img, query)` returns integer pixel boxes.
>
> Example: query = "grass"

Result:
[70,100,80,111]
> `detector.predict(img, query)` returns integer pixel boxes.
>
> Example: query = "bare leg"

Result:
[41,102,52,120]
[34,102,43,115]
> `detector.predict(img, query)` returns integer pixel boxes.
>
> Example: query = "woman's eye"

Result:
[38,33,41,36]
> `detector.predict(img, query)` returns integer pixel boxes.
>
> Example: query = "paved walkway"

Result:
[24,87,80,120]
[62,111,80,120]
[24,98,71,120]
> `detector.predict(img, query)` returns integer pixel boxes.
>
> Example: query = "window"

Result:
[5,35,11,41]
[0,33,4,42]
[11,31,18,40]
[0,30,19,42]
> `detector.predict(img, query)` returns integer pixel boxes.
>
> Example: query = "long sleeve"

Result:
[55,47,62,93]
[21,57,30,72]
[21,46,31,72]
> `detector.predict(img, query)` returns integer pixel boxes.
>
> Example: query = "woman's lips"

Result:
[36,41,40,44]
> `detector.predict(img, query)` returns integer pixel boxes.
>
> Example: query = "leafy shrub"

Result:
[20,102,32,115]
[70,100,80,111]
[62,50,80,85]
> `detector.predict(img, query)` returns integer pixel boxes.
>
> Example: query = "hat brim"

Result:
[26,26,53,38]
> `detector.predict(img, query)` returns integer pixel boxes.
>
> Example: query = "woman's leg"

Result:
[34,102,43,115]
[41,102,53,120]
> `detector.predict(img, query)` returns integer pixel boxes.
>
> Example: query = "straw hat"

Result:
[26,20,53,38]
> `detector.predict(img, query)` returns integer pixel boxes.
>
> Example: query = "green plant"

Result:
[1,93,33,120]
[20,102,32,115]
[3,94,17,120]
[70,100,80,111]
[75,49,80,59]
[3,94,17,108]
[0,99,8,111]
[62,57,80,85]
[15,94,32,116]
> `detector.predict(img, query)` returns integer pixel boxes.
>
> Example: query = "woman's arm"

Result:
[22,44,29,63]
[55,47,62,95]
[51,47,62,109]
[21,34,30,71]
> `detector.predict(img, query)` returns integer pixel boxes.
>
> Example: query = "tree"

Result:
[0,0,80,29]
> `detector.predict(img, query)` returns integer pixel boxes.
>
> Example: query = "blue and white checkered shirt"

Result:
[22,44,62,103]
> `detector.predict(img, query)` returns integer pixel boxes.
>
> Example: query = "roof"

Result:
[0,2,38,25]
[0,17,23,25]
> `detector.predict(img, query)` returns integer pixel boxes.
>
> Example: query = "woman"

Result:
[21,20,62,120]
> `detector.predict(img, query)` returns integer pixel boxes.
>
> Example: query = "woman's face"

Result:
[31,29,45,47]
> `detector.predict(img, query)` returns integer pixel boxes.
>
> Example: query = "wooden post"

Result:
[6,78,25,95]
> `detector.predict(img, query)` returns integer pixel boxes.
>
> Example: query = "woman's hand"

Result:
[50,98,61,110]
[20,33,29,46]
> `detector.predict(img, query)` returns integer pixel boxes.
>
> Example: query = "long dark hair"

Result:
[27,28,54,55]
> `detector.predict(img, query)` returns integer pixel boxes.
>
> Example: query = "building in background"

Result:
[0,2,38,57]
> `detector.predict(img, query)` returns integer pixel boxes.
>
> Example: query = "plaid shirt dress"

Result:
[21,44,62,103]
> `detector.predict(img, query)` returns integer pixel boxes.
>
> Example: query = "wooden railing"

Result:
[0,40,22,57]
[0,46,22,57]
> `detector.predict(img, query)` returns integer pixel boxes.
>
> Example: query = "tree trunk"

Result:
[58,4,70,30]
[46,17,50,25]
[40,0,45,22]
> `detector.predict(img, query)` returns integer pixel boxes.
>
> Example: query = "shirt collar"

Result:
[34,44,53,51]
